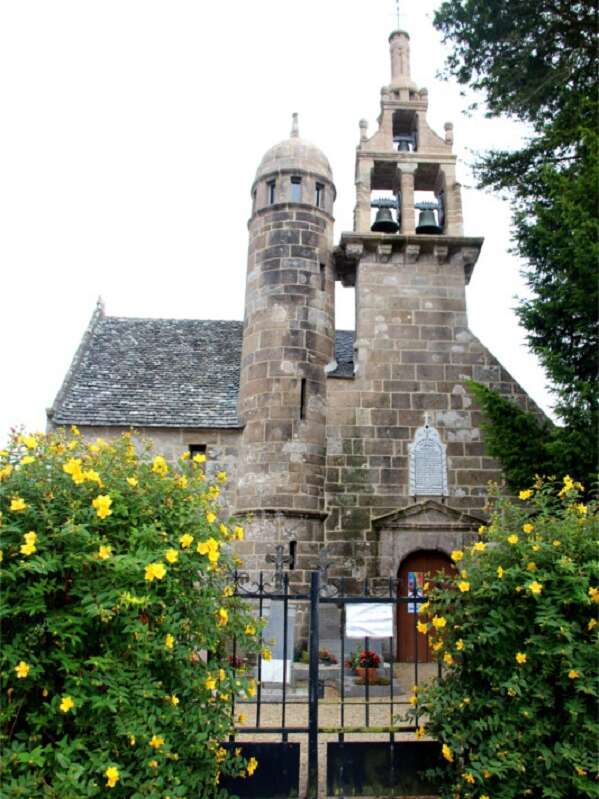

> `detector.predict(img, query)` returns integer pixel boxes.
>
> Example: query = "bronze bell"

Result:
[416,207,442,234]
[397,139,411,152]
[371,207,399,234]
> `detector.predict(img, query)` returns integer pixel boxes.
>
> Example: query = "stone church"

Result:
[49,29,538,624]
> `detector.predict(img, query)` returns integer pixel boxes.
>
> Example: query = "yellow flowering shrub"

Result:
[407,478,598,798]
[0,430,261,797]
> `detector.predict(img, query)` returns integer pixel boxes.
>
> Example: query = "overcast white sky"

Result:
[0,0,555,442]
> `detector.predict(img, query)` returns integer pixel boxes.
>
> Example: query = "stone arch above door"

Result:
[373,499,485,576]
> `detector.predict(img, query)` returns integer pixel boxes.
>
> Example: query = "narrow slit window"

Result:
[289,540,297,570]
[267,180,276,205]
[315,182,324,208]
[320,263,326,291]
[188,443,207,469]
[299,378,307,420]
[290,176,302,203]
[252,188,257,213]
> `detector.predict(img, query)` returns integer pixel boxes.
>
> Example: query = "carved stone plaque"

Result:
[408,425,448,496]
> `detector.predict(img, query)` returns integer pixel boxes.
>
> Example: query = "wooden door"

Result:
[397,550,455,662]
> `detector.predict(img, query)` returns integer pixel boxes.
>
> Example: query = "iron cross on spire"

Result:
[395,0,400,29]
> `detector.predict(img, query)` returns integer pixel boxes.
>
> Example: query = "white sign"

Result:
[346,603,393,638]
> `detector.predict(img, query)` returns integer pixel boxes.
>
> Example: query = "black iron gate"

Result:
[222,571,443,798]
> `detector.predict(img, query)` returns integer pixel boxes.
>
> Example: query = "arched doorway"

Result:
[397,550,455,662]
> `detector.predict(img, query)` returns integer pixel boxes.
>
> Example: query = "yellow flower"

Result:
[528,581,543,595]
[20,434,38,449]
[15,661,30,679]
[206,511,217,524]
[59,696,75,713]
[0,550,3,563]
[588,618,597,630]
[149,735,164,749]
[478,525,487,535]
[104,766,120,788]
[127,477,138,487]
[247,756,258,776]
[418,601,429,614]
[532,543,540,552]
[234,526,245,541]
[553,539,561,547]
[450,549,463,562]
[441,743,453,763]
[92,494,112,519]
[588,586,599,603]
[519,489,533,500]
[575,503,587,515]
[197,537,220,563]
[20,455,35,465]
[164,634,175,650]
[223,585,234,597]
[0,464,14,480]
[129,735,136,746]
[458,581,470,593]
[165,548,178,564]
[464,772,475,784]
[82,469,102,485]
[409,693,417,706]
[415,725,426,739]
[205,676,216,691]
[507,534,519,545]
[443,652,454,666]
[192,452,206,464]
[516,652,527,664]
[472,541,486,553]
[216,471,227,483]
[152,456,169,477]
[416,621,428,635]
[169,694,179,705]
[217,607,228,626]
[432,615,447,629]
[20,542,36,556]
[575,766,587,776]
[568,669,580,679]
[176,475,188,489]
[98,545,112,560]
[144,562,167,582]
[456,639,464,651]
[432,640,444,652]
[497,566,504,578]
[559,475,575,496]
[246,679,256,698]
[179,533,193,549]
[10,497,27,512]
[180,451,190,460]
[522,523,534,534]
[245,624,256,636]
[148,759,158,769]
[262,649,272,661]
[527,561,536,571]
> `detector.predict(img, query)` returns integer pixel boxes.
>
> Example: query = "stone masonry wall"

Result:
[324,244,541,578]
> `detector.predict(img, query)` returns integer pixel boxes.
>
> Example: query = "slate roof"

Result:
[50,308,355,429]
[329,329,355,378]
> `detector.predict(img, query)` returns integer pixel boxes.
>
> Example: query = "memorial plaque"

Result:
[409,424,448,496]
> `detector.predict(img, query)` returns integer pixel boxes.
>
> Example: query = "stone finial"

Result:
[96,295,105,315]
[359,119,368,142]
[389,29,411,82]
[444,122,454,146]
[290,112,299,138]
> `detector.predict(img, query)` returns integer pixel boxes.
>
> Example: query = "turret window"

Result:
[315,183,325,208]
[267,180,276,205]
[291,176,302,202]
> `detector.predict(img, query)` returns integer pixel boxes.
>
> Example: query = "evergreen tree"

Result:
[434,0,598,489]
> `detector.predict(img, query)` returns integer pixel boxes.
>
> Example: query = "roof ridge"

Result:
[47,302,105,427]
[103,316,244,325]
